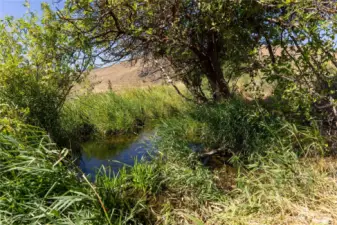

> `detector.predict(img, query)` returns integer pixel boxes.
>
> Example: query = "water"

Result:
[79,132,154,178]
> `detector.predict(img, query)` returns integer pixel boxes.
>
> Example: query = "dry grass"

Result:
[164,157,337,225]
[151,106,337,225]
[73,60,163,95]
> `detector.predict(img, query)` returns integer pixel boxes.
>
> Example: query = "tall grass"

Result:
[150,98,336,224]
[0,104,157,224]
[157,98,284,157]
[0,106,97,224]
[1,95,336,224]
[60,85,188,141]
[171,151,337,224]
[0,104,174,224]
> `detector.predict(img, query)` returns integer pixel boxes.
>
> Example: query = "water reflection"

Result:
[79,132,154,178]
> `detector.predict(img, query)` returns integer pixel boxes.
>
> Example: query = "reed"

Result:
[60,85,188,141]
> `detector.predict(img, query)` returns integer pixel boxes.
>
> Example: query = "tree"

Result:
[0,4,93,134]
[258,0,337,132]
[56,0,264,101]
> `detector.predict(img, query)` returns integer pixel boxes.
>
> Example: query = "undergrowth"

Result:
[1,97,336,224]
[0,104,97,224]
[150,98,336,224]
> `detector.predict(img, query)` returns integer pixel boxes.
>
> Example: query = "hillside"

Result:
[78,60,163,93]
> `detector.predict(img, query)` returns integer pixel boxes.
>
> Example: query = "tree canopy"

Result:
[56,0,269,101]
[56,0,336,129]
[261,0,337,131]
[0,0,336,131]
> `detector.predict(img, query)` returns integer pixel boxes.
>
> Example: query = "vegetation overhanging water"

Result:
[79,131,154,178]
[1,1,337,224]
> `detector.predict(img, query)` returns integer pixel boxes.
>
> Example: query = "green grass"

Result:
[149,100,336,224]
[1,93,337,224]
[167,123,333,224]
[59,85,188,141]
[0,106,97,224]
[157,98,284,157]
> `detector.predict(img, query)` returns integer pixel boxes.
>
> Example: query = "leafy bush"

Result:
[260,0,337,132]
[0,9,92,134]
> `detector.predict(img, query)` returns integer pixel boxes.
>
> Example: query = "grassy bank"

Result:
[151,100,336,224]
[2,96,337,224]
[2,2,337,224]
[60,85,188,141]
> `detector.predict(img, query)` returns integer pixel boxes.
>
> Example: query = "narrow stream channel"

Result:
[79,131,154,178]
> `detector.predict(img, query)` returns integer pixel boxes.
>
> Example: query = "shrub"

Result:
[0,10,92,134]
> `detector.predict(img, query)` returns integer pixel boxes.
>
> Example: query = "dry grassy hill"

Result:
[75,60,163,94]
[73,47,290,95]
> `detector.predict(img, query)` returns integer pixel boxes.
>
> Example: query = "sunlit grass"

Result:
[2,91,337,225]
[60,85,189,140]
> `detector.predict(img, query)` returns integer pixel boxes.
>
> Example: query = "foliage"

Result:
[0,103,221,225]
[154,100,335,224]
[0,1,337,224]
[55,0,267,101]
[34,0,337,130]
[1,96,335,225]
[259,0,337,132]
[0,7,93,133]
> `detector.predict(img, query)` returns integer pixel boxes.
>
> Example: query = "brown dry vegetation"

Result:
[74,60,163,94]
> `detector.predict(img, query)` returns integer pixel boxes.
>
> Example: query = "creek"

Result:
[79,131,154,178]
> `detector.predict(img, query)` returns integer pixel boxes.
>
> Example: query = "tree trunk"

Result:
[189,32,231,101]
[181,77,209,103]
[202,32,231,101]
[206,62,231,101]
[202,54,231,101]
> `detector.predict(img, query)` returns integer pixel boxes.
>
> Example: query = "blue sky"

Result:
[0,0,63,18]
